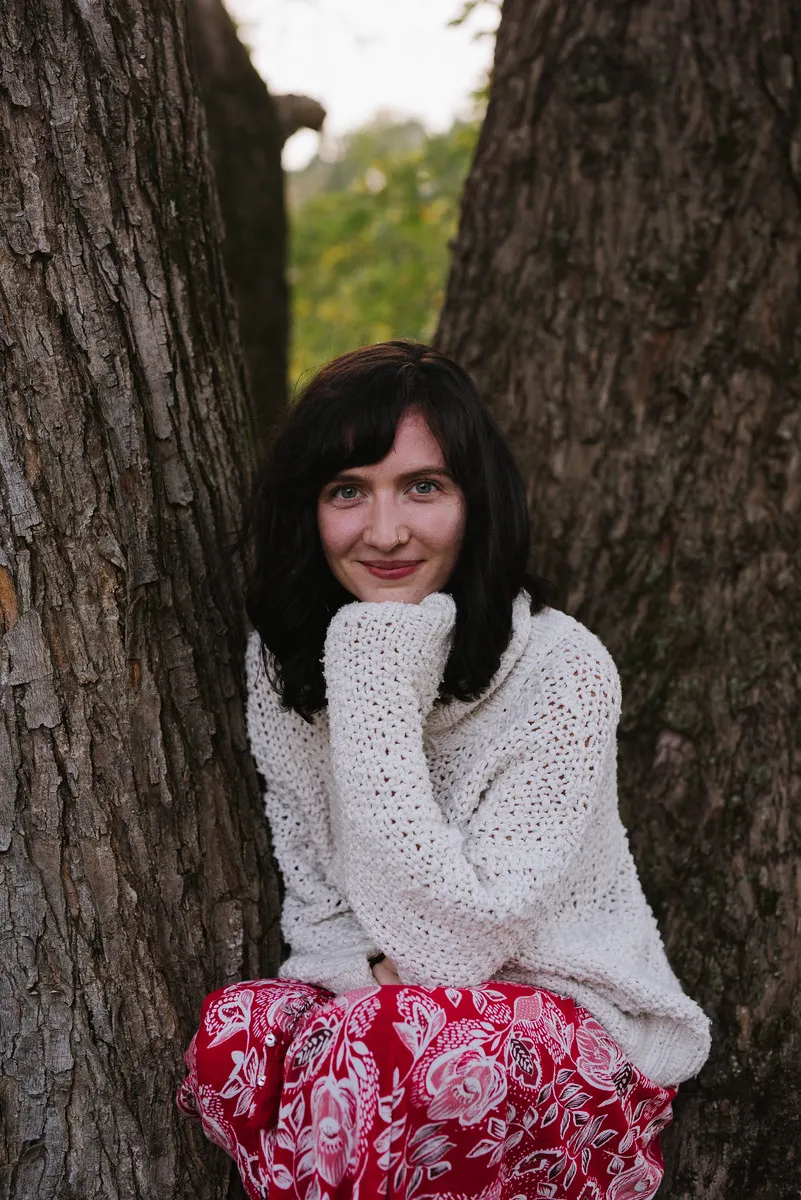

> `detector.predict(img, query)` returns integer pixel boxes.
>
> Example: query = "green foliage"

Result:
[447,0,501,30]
[287,115,480,389]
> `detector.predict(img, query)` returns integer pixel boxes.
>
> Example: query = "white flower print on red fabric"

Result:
[607,1150,664,1200]
[577,1182,604,1200]
[206,986,255,1047]
[425,1044,507,1125]
[219,1045,270,1119]
[575,1016,627,1092]
[193,1087,237,1156]
[179,979,677,1200]
[310,1074,359,1185]
[394,992,448,1061]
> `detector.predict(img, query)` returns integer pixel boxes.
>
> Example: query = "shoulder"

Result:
[523,607,622,726]
[244,629,324,768]
[530,607,620,678]
[245,628,281,719]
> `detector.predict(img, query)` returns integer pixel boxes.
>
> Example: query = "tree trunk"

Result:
[0,1,282,1196]
[437,2,800,1196]
[188,0,288,442]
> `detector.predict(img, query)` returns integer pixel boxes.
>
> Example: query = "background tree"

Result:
[437,2,800,1196]
[287,115,479,383]
[188,0,288,441]
[0,0,283,1196]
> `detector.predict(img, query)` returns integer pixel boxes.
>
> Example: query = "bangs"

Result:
[301,375,449,497]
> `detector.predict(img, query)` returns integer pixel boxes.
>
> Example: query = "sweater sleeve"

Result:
[323,602,622,988]
[245,631,380,994]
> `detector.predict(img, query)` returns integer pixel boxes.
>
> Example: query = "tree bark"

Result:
[0,1,282,1197]
[437,2,800,1197]
[188,0,289,443]
[271,94,326,145]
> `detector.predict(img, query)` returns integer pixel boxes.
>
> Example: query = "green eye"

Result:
[328,480,442,500]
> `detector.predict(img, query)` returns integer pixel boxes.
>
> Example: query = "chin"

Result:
[352,578,431,605]
[363,587,416,604]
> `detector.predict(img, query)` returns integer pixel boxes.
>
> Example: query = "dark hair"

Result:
[243,340,554,721]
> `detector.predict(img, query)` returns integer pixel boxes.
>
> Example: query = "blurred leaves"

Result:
[447,0,501,34]
[287,115,480,389]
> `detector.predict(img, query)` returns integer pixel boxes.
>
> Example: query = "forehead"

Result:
[387,409,444,462]
[338,409,446,479]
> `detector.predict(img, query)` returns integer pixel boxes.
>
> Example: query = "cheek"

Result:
[317,506,360,556]
[419,499,466,554]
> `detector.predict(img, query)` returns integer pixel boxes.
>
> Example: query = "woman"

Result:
[177,341,710,1200]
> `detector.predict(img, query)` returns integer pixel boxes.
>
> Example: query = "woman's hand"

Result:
[371,955,401,985]
[324,590,457,718]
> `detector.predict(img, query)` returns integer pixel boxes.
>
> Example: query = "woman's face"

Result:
[317,408,467,604]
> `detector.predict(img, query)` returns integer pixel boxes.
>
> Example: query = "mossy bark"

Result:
[437,3,800,1196]
[0,0,282,1195]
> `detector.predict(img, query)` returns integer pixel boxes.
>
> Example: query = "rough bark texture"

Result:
[188,0,288,444]
[0,1,282,1197]
[437,3,800,1197]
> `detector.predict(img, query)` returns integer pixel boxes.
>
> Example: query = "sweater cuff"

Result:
[324,956,379,995]
[278,951,378,996]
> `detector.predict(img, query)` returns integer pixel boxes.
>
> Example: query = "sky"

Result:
[224,0,498,170]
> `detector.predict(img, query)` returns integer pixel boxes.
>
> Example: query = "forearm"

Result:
[326,671,519,984]
[322,595,616,987]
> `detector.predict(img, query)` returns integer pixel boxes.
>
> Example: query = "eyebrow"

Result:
[329,466,455,483]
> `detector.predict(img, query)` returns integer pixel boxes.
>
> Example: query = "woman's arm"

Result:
[322,593,622,988]
[245,632,380,993]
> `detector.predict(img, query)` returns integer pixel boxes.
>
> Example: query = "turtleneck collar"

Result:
[425,588,535,734]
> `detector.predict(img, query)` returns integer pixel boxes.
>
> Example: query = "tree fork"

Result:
[187,0,291,443]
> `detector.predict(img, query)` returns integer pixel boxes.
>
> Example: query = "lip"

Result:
[360,560,422,579]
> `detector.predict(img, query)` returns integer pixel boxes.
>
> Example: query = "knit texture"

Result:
[245,589,711,1088]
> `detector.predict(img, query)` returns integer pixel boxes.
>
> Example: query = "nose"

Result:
[362,494,409,550]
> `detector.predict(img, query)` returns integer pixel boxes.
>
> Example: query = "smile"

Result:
[360,561,422,579]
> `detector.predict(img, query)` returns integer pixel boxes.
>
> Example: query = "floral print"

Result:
[425,1044,508,1126]
[178,979,676,1200]
[310,1075,360,1185]
[574,1016,630,1094]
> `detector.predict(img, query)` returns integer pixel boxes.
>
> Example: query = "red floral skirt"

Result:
[177,978,676,1200]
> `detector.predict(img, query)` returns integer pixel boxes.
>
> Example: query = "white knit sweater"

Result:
[245,589,711,1088]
